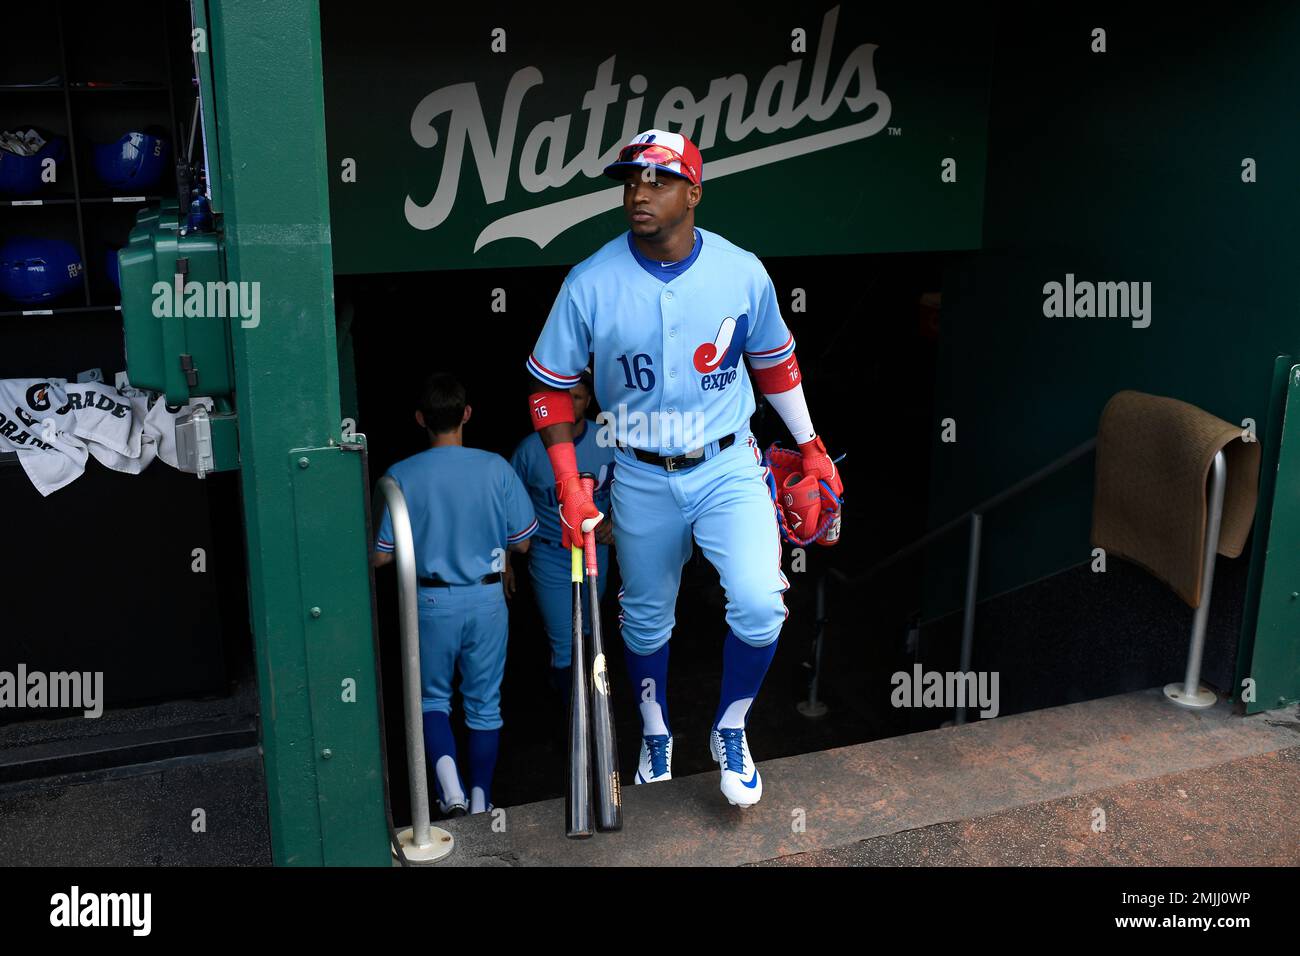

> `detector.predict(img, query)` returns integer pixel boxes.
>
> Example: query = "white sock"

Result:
[470,786,488,814]
[639,701,669,737]
[716,697,752,730]
[435,755,465,805]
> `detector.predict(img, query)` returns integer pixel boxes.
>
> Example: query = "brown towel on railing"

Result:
[1090,390,1261,608]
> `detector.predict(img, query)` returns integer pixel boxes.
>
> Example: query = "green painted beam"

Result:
[1242,360,1300,713]
[1236,355,1291,705]
[205,0,389,865]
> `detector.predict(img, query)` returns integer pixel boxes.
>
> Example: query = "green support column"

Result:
[1239,358,1300,713]
[206,0,390,865]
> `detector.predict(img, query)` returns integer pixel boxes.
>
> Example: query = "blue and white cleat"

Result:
[634,734,673,784]
[710,727,762,808]
[434,756,468,817]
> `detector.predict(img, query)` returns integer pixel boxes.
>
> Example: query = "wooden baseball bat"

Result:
[566,530,593,839]
[580,474,622,832]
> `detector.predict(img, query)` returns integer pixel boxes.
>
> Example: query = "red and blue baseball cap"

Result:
[603,129,703,186]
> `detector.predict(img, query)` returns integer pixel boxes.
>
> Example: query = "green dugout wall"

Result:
[923,6,1300,711]
[194,0,1298,863]
[201,0,390,865]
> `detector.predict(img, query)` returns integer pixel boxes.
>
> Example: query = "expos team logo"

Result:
[693,314,748,392]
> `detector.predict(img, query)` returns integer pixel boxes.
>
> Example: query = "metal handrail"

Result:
[375,475,451,861]
[818,434,1223,723]
[829,438,1099,719]
[1165,450,1226,710]
[833,437,1099,586]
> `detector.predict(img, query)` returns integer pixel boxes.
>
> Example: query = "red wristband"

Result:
[528,388,575,431]
[750,352,801,394]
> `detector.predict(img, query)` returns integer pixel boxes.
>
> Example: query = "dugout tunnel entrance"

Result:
[329,1,1298,838]
[2,0,1297,867]
[340,252,951,820]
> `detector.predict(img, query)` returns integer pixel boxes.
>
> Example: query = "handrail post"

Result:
[376,476,454,862]
[1164,451,1226,709]
[955,512,983,726]
[797,573,829,718]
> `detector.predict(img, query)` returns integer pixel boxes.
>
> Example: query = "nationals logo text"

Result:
[405,5,891,251]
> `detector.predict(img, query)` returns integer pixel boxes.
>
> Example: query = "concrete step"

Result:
[0,717,257,784]
[0,677,259,785]
[0,747,271,866]
[754,744,1300,866]
[435,688,1300,866]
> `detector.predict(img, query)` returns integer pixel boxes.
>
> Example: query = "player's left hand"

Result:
[502,557,516,600]
[595,515,615,546]
[797,435,843,498]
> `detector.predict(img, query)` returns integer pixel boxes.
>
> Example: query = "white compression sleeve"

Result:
[763,382,816,445]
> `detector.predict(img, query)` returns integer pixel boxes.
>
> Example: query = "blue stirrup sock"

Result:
[624,642,670,736]
[714,628,778,730]
[467,728,500,813]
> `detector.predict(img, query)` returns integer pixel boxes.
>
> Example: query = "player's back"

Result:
[382,446,533,585]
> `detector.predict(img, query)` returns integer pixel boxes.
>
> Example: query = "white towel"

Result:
[58,380,137,458]
[1,378,216,494]
[0,379,92,495]
[87,389,155,475]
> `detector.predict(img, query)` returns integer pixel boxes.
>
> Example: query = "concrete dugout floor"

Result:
[436,688,1300,867]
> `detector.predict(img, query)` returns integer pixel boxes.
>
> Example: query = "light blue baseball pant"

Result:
[417,581,508,730]
[528,539,611,669]
[611,429,789,653]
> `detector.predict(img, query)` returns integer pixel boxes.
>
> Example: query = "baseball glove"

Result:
[762,442,843,546]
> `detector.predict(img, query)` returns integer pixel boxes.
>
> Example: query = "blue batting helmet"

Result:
[92,131,170,191]
[0,237,85,304]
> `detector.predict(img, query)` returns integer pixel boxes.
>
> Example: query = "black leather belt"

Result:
[418,573,502,587]
[624,434,734,472]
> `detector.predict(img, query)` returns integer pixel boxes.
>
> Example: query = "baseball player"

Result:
[508,369,616,702]
[372,373,538,816]
[522,130,844,808]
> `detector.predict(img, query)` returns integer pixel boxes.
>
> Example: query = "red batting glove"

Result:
[556,474,602,551]
[797,435,843,499]
[547,441,603,550]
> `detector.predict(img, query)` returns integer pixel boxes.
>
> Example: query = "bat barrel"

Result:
[587,550,623,832]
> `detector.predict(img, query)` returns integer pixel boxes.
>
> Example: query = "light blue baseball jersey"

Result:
[525,227,796,456]
[376,446,537,584]
[509,421,615,545]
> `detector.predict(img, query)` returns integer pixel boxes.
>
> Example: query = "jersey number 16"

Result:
[616,353,656,391]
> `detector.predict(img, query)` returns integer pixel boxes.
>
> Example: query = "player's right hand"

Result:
[556,473,603,551]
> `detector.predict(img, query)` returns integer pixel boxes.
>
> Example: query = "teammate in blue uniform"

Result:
[372,373,538,816]
[508,370,615,701]
[522,129,844,808]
